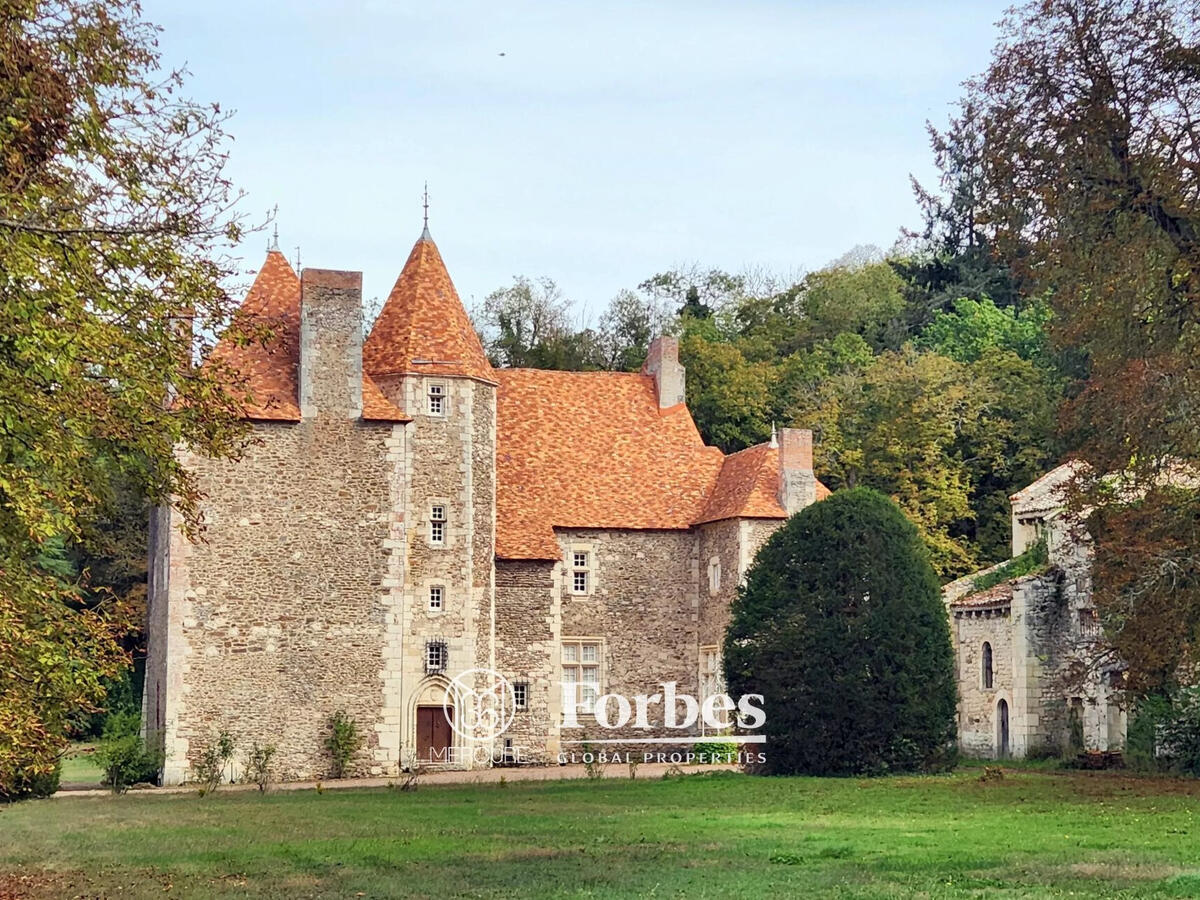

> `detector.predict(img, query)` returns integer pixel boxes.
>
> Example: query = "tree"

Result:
[474,276,604,370]
[723,487,956,775]
[596,289,671,371]
[0,0,254,796]
[959,0,1200,690]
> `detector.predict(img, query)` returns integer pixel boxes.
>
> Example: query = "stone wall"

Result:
[495,559,556,761]
[555,528,700,742]
[149,416,401,783]
[952,607,1014,757]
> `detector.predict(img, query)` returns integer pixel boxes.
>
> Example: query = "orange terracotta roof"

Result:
[495,369,725,559]
[695,444,787,523]
[362,373,409,422]
[693,443,832,524]
[363,232,495,383]
[210,250,302,421]
[211,250,409,423]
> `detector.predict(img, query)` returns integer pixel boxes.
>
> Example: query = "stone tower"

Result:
[362,229,499,766]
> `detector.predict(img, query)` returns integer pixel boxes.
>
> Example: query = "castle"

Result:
[143,224,828,784]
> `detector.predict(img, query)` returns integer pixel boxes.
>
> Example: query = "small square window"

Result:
[563,644,578,663]
[428,383,445,415]
[429,585,443,611]
[513,681,528,710]
[430,505,445,546]
[425,640,448,674]
[573,552,587,569]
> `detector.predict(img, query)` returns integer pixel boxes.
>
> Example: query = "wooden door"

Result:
[416,706,453,763]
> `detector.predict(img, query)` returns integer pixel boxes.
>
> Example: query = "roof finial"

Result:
[294,245,301,271]
[421,181,431,239]
[769,423,778,449]
[267,204,280,252]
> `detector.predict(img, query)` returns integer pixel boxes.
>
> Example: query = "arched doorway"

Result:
[996,698,1010,758]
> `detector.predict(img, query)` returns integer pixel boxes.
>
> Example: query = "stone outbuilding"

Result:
[943,463,1126,759]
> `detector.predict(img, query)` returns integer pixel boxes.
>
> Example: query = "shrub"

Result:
[324,711,362,779]
[95,712,162,793]
[3,765,61,801]
[691,741,737,764]
[724,487,958,776]
[969,539,1048,595]
[193,730,235,796]
[1135,688,1200,775]
[245,743,277,792]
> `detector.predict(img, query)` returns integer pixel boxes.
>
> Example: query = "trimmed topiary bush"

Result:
[724,487,957,776]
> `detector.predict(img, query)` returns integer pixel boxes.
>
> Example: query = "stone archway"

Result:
[406,677,459,767]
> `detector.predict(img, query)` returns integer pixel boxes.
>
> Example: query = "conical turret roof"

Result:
[363,231,495,382]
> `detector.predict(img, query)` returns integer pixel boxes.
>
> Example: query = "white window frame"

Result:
[427,381,446,416]
[566,544,595,597]
[429,504,446,547]
[561,638,603,712]
[428,584,444,612]
[425,639,448,674]
[512,681,529,710]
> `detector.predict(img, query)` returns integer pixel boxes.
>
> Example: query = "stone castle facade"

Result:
[943,463,1127,759]
[143,226,827,784]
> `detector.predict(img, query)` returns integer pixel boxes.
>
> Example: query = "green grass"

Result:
[3,770,1200,898]
[58,743,103,785]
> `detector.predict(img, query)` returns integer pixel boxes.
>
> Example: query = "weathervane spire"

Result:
[421,182,431,239]
[268,205,280,252]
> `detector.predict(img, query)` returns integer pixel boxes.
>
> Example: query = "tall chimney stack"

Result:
[641,336,686,409]
[298,268,364,419]
[778,427,816,515]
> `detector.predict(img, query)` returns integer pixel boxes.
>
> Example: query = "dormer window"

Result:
[430,505,446,546]
[427,382,445,416]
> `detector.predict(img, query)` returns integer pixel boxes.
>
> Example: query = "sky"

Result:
[142,1,1009,322]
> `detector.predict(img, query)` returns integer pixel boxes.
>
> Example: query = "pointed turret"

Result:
[210,249,303,420]
[363,230,495,383]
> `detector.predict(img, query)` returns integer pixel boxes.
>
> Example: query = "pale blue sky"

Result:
[143,1,1006,320]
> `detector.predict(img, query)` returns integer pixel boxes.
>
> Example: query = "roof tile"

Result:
[363,234,495,383]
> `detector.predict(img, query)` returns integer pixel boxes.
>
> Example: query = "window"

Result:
[982,641,994,689]
[427,382,445,415]
[429,505,445,546]
[708,557,722,595]
[425,640,448,674]
[562,640,601,710]
[512,681,529,710]
[569,550,590,595]
[1079,608,1101,640]
[699,645,724,699]
[428,585,443,611]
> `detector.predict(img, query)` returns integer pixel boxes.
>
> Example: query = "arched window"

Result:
[982,641,994,689]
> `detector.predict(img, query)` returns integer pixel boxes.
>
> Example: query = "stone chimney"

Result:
[778,427,817,515]
[641,336,686,409]
[299,268,363,419]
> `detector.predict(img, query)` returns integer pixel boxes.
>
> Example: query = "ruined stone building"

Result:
[143,224,829,784]
[943,463,1126,759]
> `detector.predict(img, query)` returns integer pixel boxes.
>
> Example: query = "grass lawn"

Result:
[2,769,1200,898]
[58,744,103,787]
